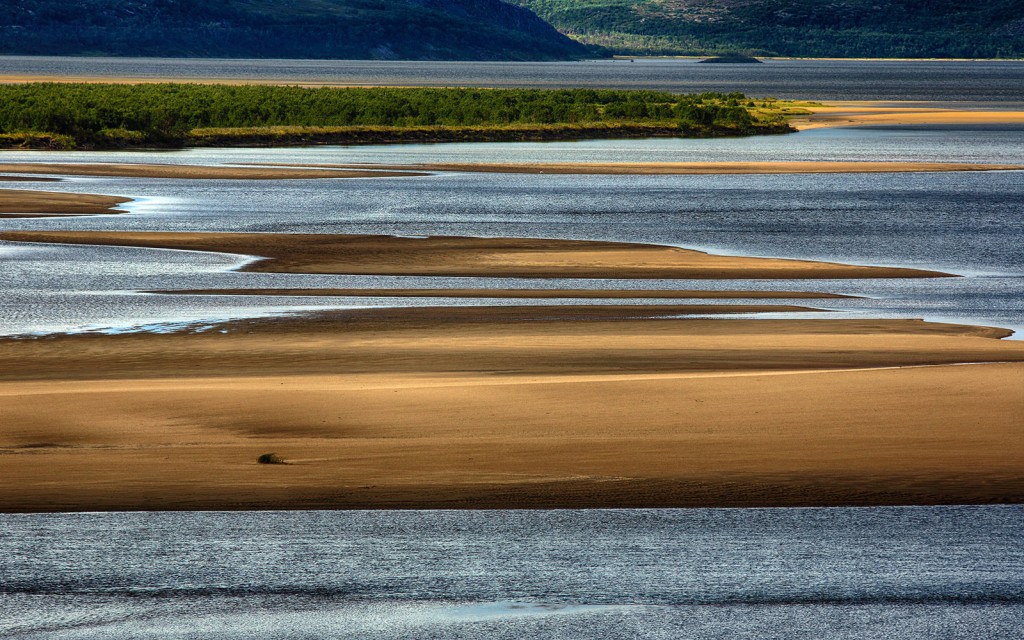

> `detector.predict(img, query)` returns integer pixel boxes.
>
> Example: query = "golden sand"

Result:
[0,189,130,217]
[0,231,954,279]
[0,163,426,180]
[1,310,1021,511]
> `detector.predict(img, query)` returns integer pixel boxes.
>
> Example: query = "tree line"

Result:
[0,84,772,148]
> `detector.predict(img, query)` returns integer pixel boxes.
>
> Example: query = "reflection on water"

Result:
[1,56,1023,101]
[1,507,1022,638]
[1,126,1022,336]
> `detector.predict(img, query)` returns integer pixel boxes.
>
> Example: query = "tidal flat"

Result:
[1,59,1023,636]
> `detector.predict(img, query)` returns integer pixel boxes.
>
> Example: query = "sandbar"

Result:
[0,231,954,279]
[249,161,1024,175]
[0,189,130,217]
[1,311,1021,512]
[157,287,854,299]
[794,102,1024,129]
[0,163,426,180]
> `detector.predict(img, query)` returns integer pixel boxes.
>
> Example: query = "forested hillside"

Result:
[510,0,1024,58]
[0,0,591,60]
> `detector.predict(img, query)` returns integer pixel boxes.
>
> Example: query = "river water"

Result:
[2,56,1024,101]
[1,126,1022,336]
[2,60,1023,639]
[1,507,1022,639]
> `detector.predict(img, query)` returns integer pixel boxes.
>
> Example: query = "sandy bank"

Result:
[0,163,426,180]
[794,103,1024,129]
[252,161,1024,175]
[0,189,130,217]
[158,287,855,299]
[0,231,954,279]
[1,312,1022,512]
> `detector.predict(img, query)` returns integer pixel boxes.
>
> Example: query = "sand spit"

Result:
[0,189,130,217]
[157,287,856,300]
[1,312,1022,512]
[0,231,955,279]
[794,103,1024,129]
[0,163,427,180]
[247,161,1024,175]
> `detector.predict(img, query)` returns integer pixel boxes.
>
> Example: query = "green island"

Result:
[0,84,805,150]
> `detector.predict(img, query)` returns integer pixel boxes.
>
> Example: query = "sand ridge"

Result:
[0,189,131,217]
[0,163,428,180]
[155,287,856,299]
[794,102,1024,129]
[0,231,956,279]
[242,160,1024,175]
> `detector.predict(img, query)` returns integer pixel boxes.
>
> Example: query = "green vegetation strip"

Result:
[0,84,796,150]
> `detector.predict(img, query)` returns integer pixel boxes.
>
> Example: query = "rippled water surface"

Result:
[1,126,1022,336]
[1,507,1022,639]
[3,56,1024,101]
[2,61,1024,639]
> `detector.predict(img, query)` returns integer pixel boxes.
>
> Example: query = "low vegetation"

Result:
[0,84,803,150]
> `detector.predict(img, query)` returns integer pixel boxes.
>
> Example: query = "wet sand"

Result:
[0,231,954,279]
[0,163,426,180]
[1,311,1022,512]
[0,189,130,217]
[246,161,1024,175]
[158,287,855,299]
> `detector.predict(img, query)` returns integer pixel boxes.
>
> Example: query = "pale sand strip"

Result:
[0,163,427,180]
[157,287,855,299]
[0,231,954,279]
[794,103,1024,130]
[0,313,1021,511]
[0,189,130,217]
[248,161,1024,175]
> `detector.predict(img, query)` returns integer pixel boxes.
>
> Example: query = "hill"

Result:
[509,0,1024,58]
[0,0,592,60]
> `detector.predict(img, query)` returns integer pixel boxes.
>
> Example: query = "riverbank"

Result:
[1,310,1022,512]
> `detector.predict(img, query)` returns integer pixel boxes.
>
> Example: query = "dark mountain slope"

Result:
[510,0,1024,58]
[0,0,592,60]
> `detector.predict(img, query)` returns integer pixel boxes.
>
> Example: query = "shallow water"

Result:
[1,507,1022,639]
[2,64,1023,639]
[1,126,1022,336]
